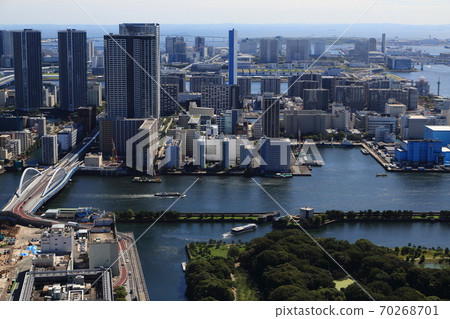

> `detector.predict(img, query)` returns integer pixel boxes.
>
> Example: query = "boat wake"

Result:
[222,232,232,239]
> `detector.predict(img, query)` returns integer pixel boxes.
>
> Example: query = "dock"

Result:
[361,143,390,169]
[290,152,312,176]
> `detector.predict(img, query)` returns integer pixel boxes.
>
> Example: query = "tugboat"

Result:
[154,192,186,198]
[231,223,257,234]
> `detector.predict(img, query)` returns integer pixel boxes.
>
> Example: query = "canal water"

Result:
[1,147,449,300]
[391,64,450,97]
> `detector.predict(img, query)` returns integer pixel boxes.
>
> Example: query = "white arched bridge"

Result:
[17,167,70,198]
[2,130,99,218]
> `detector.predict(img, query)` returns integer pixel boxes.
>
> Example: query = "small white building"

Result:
[40,224,74,254]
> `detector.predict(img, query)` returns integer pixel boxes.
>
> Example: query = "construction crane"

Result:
[111,138,118,163]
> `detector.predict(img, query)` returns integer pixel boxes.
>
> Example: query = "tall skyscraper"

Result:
[195,36,205,51]
[0,30,14,67]
[353,40,370,63]
[195,36,206,59]
[13,29,43,111]
[228,29,237,86]
[260,38,278,64]
[262,94,280,138]
[87,40,95,61]
[105,23,160,119]
[381,33,386,54]
[313,39,326,57]
[369,38,377,52]
[166,36,186,63]
[58,29,87,112]
[286,39,310,62]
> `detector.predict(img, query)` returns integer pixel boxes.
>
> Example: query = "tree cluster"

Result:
[113,286,127,301]
[237,230,449,301]
[185,258,234,301]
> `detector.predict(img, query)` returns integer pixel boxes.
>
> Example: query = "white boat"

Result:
[360,148,369,155]
[231,223,257,234]
[181,262,187,272]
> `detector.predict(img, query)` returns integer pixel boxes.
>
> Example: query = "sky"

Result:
[1,0,449,26]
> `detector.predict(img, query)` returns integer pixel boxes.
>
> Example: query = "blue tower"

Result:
[228,29,237,85]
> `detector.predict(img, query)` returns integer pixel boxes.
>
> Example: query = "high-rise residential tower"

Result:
[353,39,370,63]
[260,38,278,64]
[313,39,326,57]
[262,94,280,138]
[228,29,237,85]
[166,36,186,63]
[286,39,310,62]
[104,23,160,119]
[13,29,43,111]
[41,135,58,165]
[369,38,377,52]
[381,33,386,54]
[58,29,87,112]
[87,40,95,61]
[0,30,14,67]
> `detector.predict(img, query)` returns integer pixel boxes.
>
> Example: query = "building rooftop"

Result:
[89,229,115,244]
[408,115,428,120]
[425,125,450,131]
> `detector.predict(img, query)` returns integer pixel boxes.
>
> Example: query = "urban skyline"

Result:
[1,0,450,307]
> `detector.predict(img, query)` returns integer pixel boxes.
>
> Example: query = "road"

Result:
[116,233,150,301]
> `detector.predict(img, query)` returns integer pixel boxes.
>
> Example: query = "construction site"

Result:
[0,223,43,300]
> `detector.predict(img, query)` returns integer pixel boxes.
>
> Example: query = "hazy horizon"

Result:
[1,23,450,40]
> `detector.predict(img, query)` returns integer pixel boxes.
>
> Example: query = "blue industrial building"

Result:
[395,140,447,167]
[424,126,450,146]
